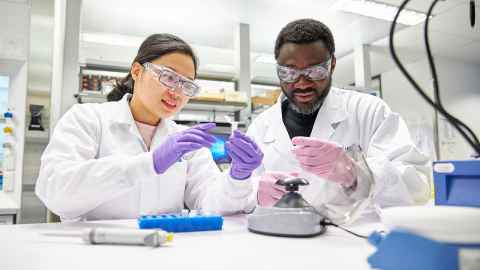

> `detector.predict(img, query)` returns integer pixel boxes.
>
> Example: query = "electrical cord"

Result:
[392,0,480,153]
[389,0,480,156]
[306,204,372,239]
[424,0,480,147]
[471,0,476,27]
[320,220,381,239]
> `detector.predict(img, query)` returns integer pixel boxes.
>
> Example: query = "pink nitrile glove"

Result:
[257,171,299,207]
[291,137,356,188]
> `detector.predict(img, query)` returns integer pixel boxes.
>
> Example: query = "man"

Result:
[247,19,431,223]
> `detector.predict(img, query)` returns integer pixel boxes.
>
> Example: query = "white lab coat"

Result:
[35,94,254,221]
[247,87,431,221]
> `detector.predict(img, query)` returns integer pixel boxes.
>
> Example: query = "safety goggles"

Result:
[276,58,332,83]
[143,62,200,97]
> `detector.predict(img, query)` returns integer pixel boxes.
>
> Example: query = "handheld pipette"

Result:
[42,228,173,247]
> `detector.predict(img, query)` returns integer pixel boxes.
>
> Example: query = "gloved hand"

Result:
[368,230,459,270]
[292,137,356,187]
[153,123,216,174]
[225,130,263,180]
[257,171,299,207]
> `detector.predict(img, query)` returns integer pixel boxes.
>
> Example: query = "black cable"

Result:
[390,0,478,152]
[389,0,480,156]
[321,220,369,239]
[416,0,480,151]
[391,0,478,152]
[425,0,480,148]
[424,0,480,146]
[471,0,476,27]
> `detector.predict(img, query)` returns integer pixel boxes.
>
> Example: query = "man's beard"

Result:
[282,79,331,115]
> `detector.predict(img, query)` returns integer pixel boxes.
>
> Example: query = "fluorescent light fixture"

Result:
[81,32,143,47]
[255,54,276,64]
[332,0,428,26]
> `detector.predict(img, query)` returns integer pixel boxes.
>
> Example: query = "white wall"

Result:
[440,95,480,159]
[381,57,480,160]
[436,59,480,159]
[60,0,81,116]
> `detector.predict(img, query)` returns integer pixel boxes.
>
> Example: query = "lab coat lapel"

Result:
[263,102,296,161]
[310,88,348,140]
[108,94,147,151]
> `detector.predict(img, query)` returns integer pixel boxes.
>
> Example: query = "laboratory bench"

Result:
[0,215,381,270]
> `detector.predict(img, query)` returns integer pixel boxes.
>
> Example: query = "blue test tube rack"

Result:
[138,213,224,232]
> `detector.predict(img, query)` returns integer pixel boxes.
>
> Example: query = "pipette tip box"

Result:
[138,213,224,232]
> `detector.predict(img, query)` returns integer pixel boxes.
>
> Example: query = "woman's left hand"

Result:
[152,123,216,174]
[226,130,264,180]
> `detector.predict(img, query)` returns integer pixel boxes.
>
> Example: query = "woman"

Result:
[36,34,263,221]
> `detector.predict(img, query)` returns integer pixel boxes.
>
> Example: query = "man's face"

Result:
[277,41,335,114]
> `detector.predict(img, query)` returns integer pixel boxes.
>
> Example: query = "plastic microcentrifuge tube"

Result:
[224,116,239,135]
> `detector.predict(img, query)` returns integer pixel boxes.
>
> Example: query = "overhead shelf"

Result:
[174,120,246,128]
[184,100,247,112]
[74,91,106,103]
[74,92,248,112]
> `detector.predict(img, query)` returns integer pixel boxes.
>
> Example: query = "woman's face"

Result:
[131,52,195,119]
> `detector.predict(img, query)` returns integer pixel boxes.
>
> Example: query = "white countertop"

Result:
[0,215,382,270]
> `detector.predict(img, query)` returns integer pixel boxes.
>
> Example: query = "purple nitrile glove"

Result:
[153,123,216,174]
[225,130,263,180]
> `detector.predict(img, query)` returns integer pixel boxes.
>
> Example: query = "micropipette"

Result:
[42,228,173,247]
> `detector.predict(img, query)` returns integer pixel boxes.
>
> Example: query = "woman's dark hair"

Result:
[107,33,199,101]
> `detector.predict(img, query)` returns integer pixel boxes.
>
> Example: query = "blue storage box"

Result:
[138,214,223,232]
[433,159,480,207]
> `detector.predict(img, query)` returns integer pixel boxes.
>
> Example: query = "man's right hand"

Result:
[257,171,299,207]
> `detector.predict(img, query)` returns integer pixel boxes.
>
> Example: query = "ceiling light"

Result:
[332,0,428,26]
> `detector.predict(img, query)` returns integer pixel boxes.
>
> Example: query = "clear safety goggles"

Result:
[143,62,200,97]
[276,58,332,83]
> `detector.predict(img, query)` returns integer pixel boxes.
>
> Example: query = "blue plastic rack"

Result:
[138,214,224,232]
